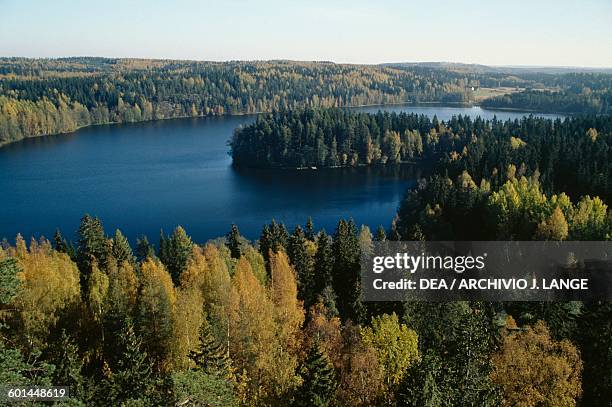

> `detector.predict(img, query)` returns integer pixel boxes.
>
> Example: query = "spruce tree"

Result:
[51,331,84,398]
[259,224,272,262]
[313,230,333,298]
[159,226,194,284]
[226,224,242,259]
[190,315,231,376]
[53,228,68,253]
[259,220,289,268]
[331,219,364,323]
[288,225,315,306]
[76,214,110,287]
[136,235,155,262]
[112,229,133,265]
[110,321,154,401]
[295,340,337,407]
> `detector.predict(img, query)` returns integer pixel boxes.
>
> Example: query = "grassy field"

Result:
[473,86,523,102]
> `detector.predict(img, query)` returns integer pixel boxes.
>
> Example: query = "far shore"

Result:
[0,101,569,149]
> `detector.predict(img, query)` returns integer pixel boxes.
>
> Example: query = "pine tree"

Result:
[190,314,231,376]
[295,340,337,407]
[226,224,242,259]
[112,229,133,265]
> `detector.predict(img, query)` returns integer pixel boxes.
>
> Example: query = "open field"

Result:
[472,86,523,102]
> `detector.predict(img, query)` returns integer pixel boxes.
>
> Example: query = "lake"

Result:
[0,105,563,244]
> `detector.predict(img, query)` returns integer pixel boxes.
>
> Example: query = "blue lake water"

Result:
[0,105,562,244]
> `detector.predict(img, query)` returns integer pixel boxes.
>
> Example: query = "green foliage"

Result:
[111,229,134,265]
[362,313,419,389]
[135,235,155,262]
[305,217,315,241]
[226,224,243,259]
[0,257,21,304]
[190,315,231,376]
[399,351,445,407]
[0,342,54,386]
[294,340,337,407]
[104,321,154,404]
[577,301,612,406]
[76,214,110,285]
[170,369,238,407]
[159,226,194,284]
[313,230,333,298]
[403,302,499,406]
[481,87,612,114]
[332,219,364,323]
[0,57,517,146]
[235,109,612,204]
[258,219,289,265]
[49,330,84,398]
[288,225,316,307]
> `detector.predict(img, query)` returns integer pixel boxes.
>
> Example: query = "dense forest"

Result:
[1,57,610,146]
[481,87,611,114]
[1,209,609,406]
[231,110,611,200]
[1,58,611,406]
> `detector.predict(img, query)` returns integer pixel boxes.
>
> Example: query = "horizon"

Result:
[1,55,611,71]
[1,0,611,68]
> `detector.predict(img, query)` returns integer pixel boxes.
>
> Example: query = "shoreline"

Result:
[0,101,570,149]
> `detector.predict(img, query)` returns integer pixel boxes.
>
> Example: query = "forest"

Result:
[481,87,611,114]
[1,58,611,406]
[1,57,610,146]
[231,109,611,201]
[1,105,611,405]
[1,210,610,406]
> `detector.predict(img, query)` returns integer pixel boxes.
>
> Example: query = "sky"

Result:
[1,0,611,67]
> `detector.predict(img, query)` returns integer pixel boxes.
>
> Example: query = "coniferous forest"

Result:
[231,110,611,200]
[1,57,610,146]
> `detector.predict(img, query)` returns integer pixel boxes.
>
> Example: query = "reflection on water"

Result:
[0,105,561,243]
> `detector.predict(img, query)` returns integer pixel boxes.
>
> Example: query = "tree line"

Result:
[1,212,605,406]
[481,88,611,114]
[1,57,609,146]
[231,109,611,202]
[0,57,476,146]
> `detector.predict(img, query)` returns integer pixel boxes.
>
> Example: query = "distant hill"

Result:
[384,62,612,75]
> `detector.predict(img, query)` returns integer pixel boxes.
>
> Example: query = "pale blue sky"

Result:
[1,0,611,67]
